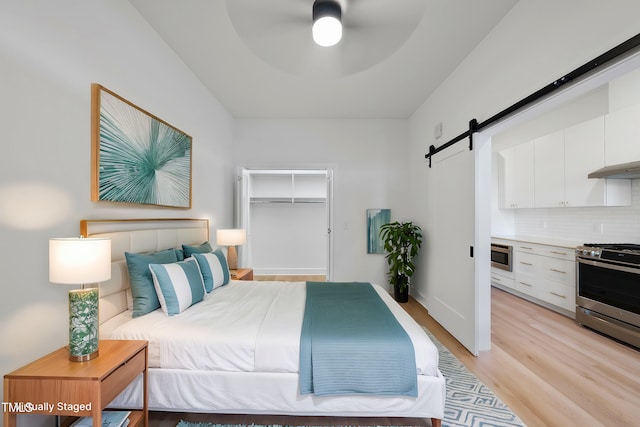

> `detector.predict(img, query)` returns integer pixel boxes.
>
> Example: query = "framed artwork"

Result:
[367,208,391,254]
[91,84,192,208]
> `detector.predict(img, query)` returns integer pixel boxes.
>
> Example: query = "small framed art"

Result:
[367,208,391,254]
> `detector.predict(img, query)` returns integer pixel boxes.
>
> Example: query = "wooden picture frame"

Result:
[91,84,192,208]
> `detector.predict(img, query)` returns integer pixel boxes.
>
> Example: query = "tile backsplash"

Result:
[514,179,640,243]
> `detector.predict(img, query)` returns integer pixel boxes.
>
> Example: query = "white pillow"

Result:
[149,258,206,315]
[192,249,230,292]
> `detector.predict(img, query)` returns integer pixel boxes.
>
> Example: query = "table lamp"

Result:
[49,237,111,361]
[216,229,246,274]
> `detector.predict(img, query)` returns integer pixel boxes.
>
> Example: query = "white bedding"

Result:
[103,280,440,377]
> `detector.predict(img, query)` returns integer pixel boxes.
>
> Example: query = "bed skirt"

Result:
[109,368,445,419]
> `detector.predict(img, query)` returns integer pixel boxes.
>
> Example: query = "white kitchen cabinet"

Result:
[565,117,631,207]
[505,117,631,209]
[515,271,539,299]
[500,140,534,209]
[564,117,606,207]
[604,103,640,166]
[507,240,576,317]
[490,269,515,290]
[534,130,565,208]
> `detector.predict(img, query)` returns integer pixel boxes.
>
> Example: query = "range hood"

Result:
[588,160,640,179]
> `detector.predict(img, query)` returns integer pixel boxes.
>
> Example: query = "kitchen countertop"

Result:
[492,235,582,249]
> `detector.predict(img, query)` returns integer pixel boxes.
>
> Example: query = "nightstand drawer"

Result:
[232,268,253,280]
[101,347,146,407]
[4,340,148,427]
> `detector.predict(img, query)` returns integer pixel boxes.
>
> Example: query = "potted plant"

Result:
[379,221,423,303]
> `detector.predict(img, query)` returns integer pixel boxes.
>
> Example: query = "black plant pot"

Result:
[394,284,409,303]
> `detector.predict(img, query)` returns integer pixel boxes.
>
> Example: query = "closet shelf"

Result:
[250,197,326,204]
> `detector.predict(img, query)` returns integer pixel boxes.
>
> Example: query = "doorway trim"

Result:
[236,167,334,280]
[473,45,640,353]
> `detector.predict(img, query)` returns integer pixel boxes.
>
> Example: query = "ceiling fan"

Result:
[225,0,427,77]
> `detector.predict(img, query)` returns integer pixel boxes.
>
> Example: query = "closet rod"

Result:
[250,199,326,204]
[424,32,640,168]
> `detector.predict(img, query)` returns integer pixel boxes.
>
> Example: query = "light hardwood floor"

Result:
[149,286,640,427]
[410,287,640,427]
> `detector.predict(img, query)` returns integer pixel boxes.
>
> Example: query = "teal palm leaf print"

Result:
[98,91,191,207]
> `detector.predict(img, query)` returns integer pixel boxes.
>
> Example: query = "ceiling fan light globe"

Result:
[312,16,342,47]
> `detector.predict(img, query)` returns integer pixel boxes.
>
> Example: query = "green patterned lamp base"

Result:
[68,287,99,361]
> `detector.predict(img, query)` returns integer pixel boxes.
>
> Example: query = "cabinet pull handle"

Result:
[519,262,533,266]
[491,276,501,282]
[550,292,566,299]
[550,251,567,255]
[520,246,533,250]
[550,268,566,274]
[519,282,532,287]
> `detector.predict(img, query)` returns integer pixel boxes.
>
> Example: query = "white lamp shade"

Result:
[216,229,247,246]
[312,16,342,47]
[49,238,111,285]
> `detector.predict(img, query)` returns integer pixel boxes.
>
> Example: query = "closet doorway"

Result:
[237,168,333,281]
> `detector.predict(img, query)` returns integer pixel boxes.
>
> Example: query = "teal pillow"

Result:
[193,249,230,292]
[125,249,178,318]
[182,241,213,258]
[149,258,206,316]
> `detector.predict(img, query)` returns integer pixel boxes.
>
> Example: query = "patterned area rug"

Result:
[177,327,525,427]
[422,327,526,426]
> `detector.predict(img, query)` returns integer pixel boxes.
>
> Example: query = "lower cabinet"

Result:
[491,267,515,290]
[492,239,576,317]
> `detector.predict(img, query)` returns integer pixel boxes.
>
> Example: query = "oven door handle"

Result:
[491,245,512,255]
[577,257,640,274]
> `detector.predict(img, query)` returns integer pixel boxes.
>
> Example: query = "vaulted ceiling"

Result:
[130,0,518,118]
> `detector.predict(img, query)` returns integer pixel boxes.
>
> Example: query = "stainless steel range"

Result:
[575,243,640,348]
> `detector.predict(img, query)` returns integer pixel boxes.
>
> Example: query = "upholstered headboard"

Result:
[80,218,210,325]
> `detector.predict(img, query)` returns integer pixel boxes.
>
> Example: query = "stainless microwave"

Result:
[491,243,513,272]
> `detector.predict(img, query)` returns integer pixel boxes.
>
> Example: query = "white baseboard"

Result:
[253,267,327,276]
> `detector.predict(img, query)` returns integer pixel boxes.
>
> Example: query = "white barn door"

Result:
[428,144,479,355]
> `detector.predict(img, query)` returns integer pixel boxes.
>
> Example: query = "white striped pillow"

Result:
[192,250,230,292]
[149,258,206,316]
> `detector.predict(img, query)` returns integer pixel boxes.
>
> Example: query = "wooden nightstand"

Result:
[3,340,148,427]
[231,268,253,280]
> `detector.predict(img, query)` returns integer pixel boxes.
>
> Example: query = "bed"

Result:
[82,218,445,426]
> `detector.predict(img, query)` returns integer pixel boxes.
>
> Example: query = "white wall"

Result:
[408,0,640,313]
[250,203,328,275]
[233,119,409,286]
[0,0,234,419]
[513,180,640,243]
[3,0,640,420]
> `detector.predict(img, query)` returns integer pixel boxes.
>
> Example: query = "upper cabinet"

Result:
[563,117,606,207]
[534,130,565,208]
[249,171,328,203]
[533,125,611,208]
[499,140,534,209]
[604,104,640,165]
[500,116,631,209]
[565,117,630,207]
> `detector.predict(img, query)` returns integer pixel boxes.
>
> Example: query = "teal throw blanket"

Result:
[299,281,418,396]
